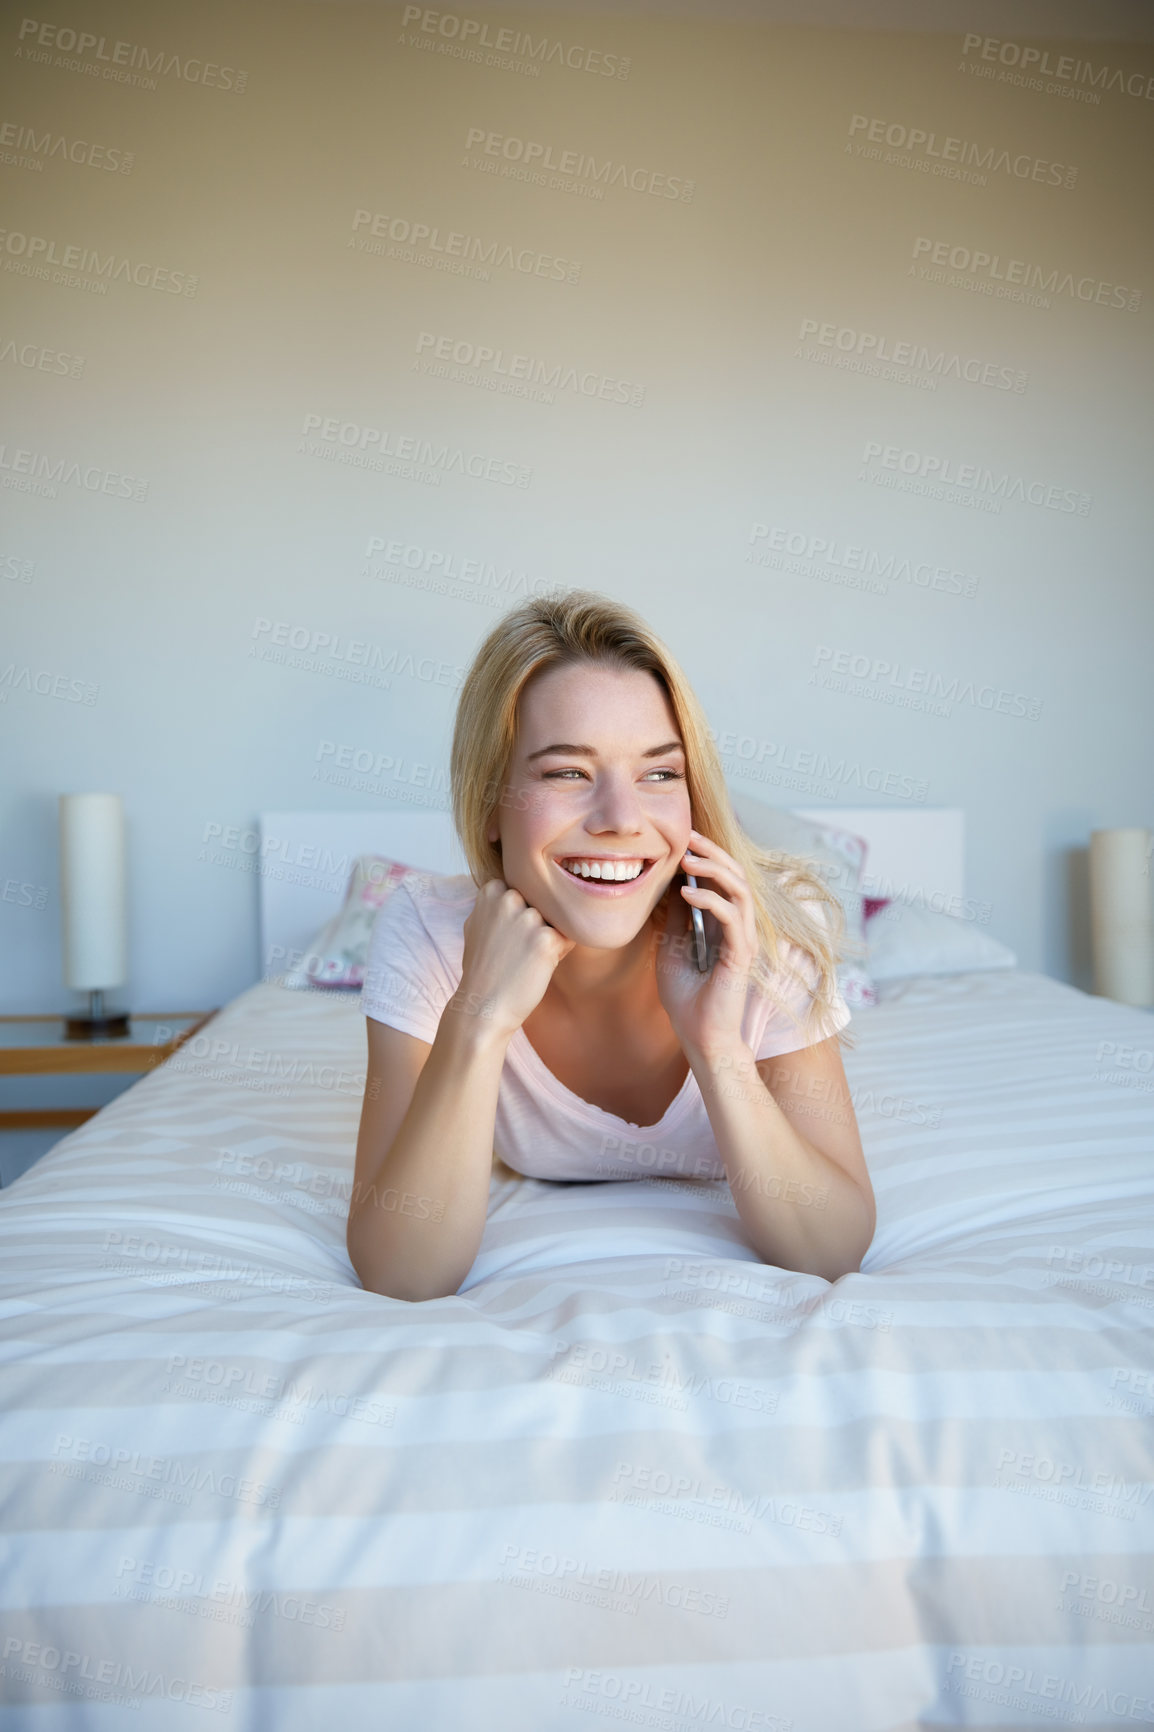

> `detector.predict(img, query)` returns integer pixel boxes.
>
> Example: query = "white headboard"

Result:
[794,807,964,906]
[258,805,963,977]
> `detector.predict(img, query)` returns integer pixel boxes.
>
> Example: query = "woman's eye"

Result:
[542,769,684,783]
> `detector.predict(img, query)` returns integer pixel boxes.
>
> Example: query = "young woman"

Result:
[347,590,874,1301]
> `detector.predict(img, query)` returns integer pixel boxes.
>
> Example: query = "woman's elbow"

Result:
[346,1216,460,1302]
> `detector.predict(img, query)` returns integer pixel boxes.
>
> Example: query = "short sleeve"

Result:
[358,878,459,1042]
[753,899,852,1060]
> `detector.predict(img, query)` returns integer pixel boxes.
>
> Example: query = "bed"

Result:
[2,803,1153,1731]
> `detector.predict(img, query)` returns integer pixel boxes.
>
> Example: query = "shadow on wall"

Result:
[1063,844,1093,995]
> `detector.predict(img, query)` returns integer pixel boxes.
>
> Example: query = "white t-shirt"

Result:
[359,872,851,1183]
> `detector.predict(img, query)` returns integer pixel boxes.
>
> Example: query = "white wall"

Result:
[3,0,1152,1018]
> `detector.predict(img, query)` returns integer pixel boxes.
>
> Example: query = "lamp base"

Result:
[64,989,131,1041]
[65,1010,130,1040]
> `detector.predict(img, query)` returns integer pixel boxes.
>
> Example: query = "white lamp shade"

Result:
[1089,827,1154,1007]
[59,793,128,991]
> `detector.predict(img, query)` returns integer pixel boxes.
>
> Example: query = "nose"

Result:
[587,770,646,838]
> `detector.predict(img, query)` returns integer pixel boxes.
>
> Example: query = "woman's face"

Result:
[486,661,693,949]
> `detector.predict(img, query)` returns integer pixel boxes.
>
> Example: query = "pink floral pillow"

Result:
[282,855,431,990]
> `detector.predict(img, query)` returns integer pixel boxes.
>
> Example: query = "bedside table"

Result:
[0,1011,218,1131]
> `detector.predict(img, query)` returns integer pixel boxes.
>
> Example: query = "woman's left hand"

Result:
[651,828,758,1059]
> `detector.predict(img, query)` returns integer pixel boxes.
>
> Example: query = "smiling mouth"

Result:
[552,856,658,889]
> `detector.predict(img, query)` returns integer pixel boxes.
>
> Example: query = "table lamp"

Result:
[1089,827,1154,1008]
[59,792,131,1038]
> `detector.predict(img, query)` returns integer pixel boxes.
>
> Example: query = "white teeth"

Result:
[560,859,644,881]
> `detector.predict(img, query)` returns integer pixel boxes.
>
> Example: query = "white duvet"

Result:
[1,967,1153,1731]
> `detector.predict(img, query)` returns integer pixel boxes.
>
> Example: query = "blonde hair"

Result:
[450,588,855,1052]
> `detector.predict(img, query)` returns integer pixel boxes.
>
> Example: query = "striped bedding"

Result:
[1,966,1152,1731]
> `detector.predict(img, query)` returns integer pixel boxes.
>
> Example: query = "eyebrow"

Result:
[525,739,685,763]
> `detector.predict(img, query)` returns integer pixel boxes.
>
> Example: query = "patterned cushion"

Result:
[282,856,431,989]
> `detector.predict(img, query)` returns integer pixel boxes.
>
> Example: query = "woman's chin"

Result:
[561,909,656,952]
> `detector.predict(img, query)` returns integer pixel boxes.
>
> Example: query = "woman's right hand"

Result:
[453,878,576,1039]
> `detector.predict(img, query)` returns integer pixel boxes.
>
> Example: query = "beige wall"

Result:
[2,1,1152,1012]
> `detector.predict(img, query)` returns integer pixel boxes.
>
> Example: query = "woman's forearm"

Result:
[348,995,512,1301]
[688,1040,874,1281]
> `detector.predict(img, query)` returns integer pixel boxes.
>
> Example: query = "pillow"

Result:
[282,855,432,989]
[866,899,1017,980]
[726,793,877,1010]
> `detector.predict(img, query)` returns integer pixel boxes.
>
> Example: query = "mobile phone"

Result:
[684,874,709,972]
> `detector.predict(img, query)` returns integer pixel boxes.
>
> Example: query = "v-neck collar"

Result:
[508,1025,698,1133]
